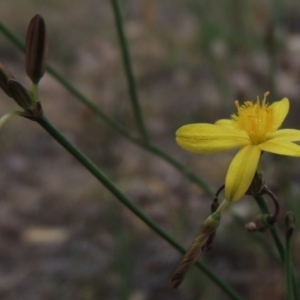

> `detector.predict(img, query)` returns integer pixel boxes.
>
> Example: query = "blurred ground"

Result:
[0,0,300,299]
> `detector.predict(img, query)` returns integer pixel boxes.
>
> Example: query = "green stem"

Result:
[254,195,284,259]
[0,21,25,51]
[110,0,149,141]
[32,83,39,102]
[285,232,294,300]
[35,115,242,300]
[213,199,229,217]
[255,195,298,299]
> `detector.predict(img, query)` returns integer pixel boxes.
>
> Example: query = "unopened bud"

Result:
[0,63,15,97]
[246,214,273,232]
[26,14,48,83]
[8,79,34,110]
[285,212,296,238]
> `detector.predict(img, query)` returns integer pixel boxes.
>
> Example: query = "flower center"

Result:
[231,92,276,144]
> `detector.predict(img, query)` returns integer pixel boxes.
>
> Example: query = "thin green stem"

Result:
[110,0,149,141]
[213,199,229,217]
[285,232,294,300]
[32,83,39,102]
[35,115,242,300]
[255,195,298,299]
[254,195,284,259]
[0,21,25,51]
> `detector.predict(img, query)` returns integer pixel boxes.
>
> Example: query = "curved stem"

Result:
[110,0,149,141]
[285,232,294,300]
[35,115,242,300]
[263,187,280,223]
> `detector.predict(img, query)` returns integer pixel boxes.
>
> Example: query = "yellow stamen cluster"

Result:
[231,92,275,144]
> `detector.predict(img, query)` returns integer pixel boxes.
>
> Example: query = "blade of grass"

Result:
[110,0,149,141]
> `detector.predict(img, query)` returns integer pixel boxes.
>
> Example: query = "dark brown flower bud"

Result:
[7,79,34,110]
[26,14,48,83]
[0,62,15,97]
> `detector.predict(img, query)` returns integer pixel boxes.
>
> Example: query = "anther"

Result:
[234,100,239,109]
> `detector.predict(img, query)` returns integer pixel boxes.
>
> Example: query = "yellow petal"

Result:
[176,124,250,154]
[225,145,261,202]
[268,129,300,142]
[215,119,236,129]
[258,140,300,156]
[270,98,289,130]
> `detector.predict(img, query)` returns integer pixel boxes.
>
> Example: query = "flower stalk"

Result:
[110,0,149,142]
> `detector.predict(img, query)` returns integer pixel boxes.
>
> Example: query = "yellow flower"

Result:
[176,92,300,202]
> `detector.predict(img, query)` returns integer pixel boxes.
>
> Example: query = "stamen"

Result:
[234,100,239,109]
[232,92,275,144]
